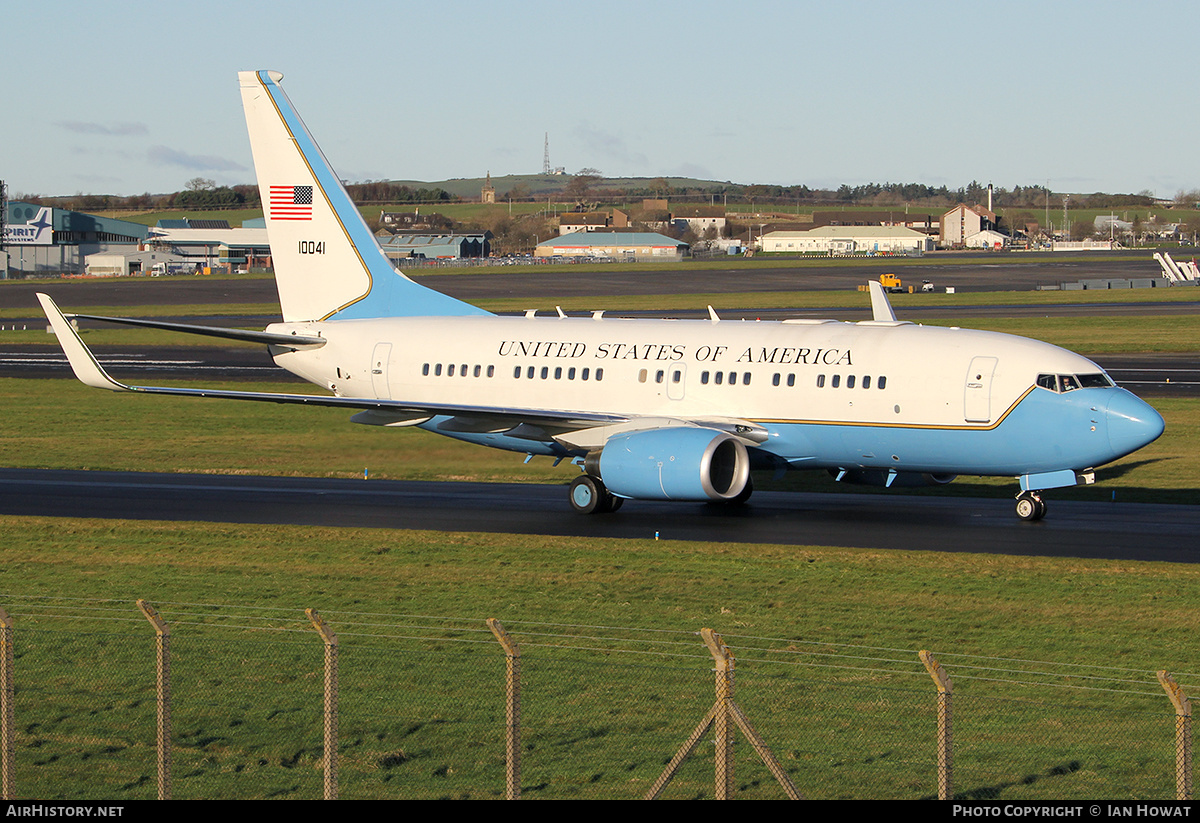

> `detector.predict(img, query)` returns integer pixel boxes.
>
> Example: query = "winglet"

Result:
[36,293,131,392]
[867,281,898,322]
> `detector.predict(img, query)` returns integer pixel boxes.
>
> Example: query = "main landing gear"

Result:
[569,475,624,514]
[1015,491,1047,522]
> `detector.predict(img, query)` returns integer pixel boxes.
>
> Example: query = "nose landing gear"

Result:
[1015,491,1047,521]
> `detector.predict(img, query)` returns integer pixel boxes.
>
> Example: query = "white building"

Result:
[940,204,998,248]
[760,226,932,255]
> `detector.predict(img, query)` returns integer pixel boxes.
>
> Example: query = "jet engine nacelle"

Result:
[593,427,751,502]
[831,468,958,488]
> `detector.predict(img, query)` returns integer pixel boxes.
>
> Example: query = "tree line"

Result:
[14,175,1185,215]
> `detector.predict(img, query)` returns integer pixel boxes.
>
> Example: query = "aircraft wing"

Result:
[63,311,327,350]
[37,292,628,430]
[40,294,769,446]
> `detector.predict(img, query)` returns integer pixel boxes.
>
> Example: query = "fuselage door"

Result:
[371,342,393,400]
[964,356,998,423]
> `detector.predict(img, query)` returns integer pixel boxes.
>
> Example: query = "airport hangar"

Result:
[2,202,273,277]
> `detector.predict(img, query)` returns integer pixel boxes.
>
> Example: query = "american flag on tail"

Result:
[269,185,313,220]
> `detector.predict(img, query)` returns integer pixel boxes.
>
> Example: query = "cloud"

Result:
[57,121,148,136]
[669,162,713,180]
[572,121,647,170]
[147,145,246,172]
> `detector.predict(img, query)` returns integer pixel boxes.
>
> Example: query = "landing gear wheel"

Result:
[569,475,620,514]
[1015,492,1047,522]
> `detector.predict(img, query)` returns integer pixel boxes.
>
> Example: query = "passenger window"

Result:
[787,374,795,387]
[846,375,856,389]
[701,371,710,385]
[816,374,825,388]
[435,364,443,376]
[568,367,576,380]
[540,367,549,379]
[422,363,430,376]
[772,373,781,387]
[527,366,535,379]
[878,376,887,389]
[554,367,562,380]
[715,372,724,385]
[655,370,665,384]
[582,368,590,381]
[638,369,648,383]
[596,368,604,381]
[832,375,840,388]
[448,364,455,376]
[743,373,751,385]
[863,375,871,389]
[672,370,681,384]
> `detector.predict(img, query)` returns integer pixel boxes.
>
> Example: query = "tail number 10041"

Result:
[299,241,326,254]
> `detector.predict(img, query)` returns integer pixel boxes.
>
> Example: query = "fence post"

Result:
[306,609,339,800]
[136,600,171,800]
[0,607,13,800]
[919,650,953,800]
[1157,671,1192,800]
[701,628,735,799]
[487,618,521,800]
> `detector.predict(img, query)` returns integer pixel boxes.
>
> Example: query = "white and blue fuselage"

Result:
[266,311,1162,487]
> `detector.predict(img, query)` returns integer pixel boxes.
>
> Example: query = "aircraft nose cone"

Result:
[1106,391,1165,458]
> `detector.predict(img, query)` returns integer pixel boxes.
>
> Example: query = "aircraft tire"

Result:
[569,475,614,515]
[1015,492,1046,521]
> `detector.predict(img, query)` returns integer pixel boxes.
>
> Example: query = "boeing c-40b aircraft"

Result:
[38,70,1166,521]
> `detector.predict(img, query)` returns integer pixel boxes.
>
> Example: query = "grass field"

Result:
[2,518,1196,799]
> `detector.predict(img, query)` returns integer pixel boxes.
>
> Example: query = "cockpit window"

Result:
[1077,373,1114,388]
[1036,372,1114,393]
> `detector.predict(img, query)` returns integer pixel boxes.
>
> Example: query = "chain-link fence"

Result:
[0,598,1192,800]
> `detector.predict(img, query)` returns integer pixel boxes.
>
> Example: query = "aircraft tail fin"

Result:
[238,70,488,322]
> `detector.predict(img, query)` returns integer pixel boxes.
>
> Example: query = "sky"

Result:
[5,0,1200,199]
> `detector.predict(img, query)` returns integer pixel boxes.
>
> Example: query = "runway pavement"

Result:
[0,468,1193,563]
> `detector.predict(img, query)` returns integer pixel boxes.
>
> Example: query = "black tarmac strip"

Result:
[0,468,1194,563]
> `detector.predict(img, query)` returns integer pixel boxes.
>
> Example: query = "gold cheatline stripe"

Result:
[748,386,1035,432]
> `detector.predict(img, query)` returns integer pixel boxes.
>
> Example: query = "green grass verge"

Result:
[2,519,1196,799]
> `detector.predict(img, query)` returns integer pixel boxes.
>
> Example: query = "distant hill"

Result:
[386,173,733,200]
